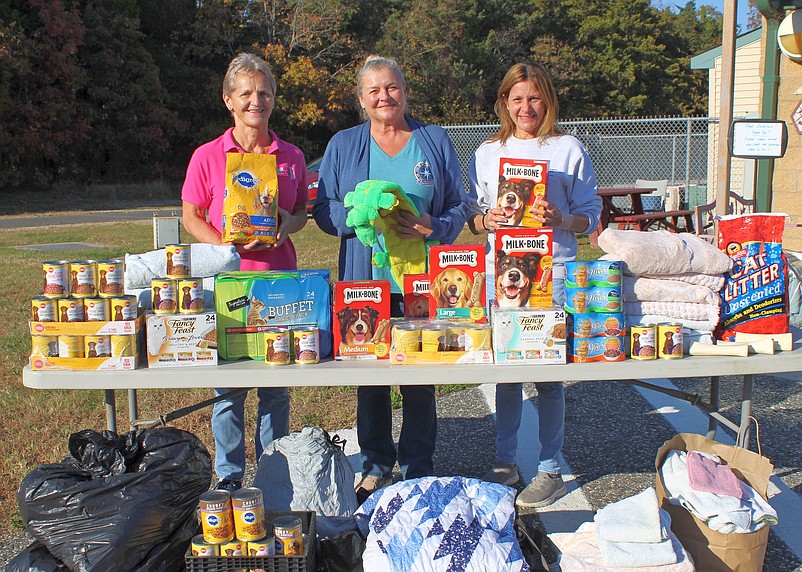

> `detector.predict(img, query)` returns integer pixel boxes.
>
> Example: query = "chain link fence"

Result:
[444,116,748,211]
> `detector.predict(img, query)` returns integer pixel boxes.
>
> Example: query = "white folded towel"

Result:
[624,301,719,324]
[624,276,721,305]
[595,487,665,544]
[124,244,239,289]
[598,512,679,568]
[641,271,725,291]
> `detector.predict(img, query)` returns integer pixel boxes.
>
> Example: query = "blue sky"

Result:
[652,1,753,30]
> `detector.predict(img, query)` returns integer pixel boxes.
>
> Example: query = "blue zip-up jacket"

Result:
[312,117,470,281]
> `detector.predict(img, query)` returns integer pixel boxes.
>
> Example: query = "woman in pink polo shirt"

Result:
[181,53,308,492]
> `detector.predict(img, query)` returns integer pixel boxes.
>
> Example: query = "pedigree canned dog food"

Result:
[190,534,219,557]
[31,335,59,357]
[97,259,125,297]
[57,297,84,322]
[70,260,98,298]
[199,490,235,544]
[219,539,246,556]
[110,295,138,321]
[151,278,177,314]
[42,260,70,298]
[464,322,492,351]
[31,297,57,322]
[420,323,448,352]
[110,334,136,357]
[447,326,466,351]
[272,515,303,556]
[631,323,657,360]
[392,322,421,353]
[292,325,320,364]
[177,277,204,314]
[58,335,84,358]
[84,335,111,358]
[264,327,292,365]
[658,323,684,359]
[84,298,110,322]
[231,487,267,542]
[165,243,191,278]
[247,536,276,556]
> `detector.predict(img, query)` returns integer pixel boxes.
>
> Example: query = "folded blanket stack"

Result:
[549,487,694,570]
[124,244,240,310]
[598,229,732,341]
[660,450,778,534]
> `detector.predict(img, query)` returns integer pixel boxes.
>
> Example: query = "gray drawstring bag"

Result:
[254,426,358,517]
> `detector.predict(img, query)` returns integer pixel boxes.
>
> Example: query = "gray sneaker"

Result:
[481,463,520,486]
[515,472,567,508]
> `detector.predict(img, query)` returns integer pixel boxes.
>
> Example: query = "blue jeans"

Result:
[212,387,290,481]
[494,274,566,475]
[357,385,437,480]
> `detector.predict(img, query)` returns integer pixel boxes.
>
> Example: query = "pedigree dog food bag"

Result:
[222,153,279,244]
[716,213,788,341]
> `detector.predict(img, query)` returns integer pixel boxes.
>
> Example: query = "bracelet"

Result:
[480,212,488,231]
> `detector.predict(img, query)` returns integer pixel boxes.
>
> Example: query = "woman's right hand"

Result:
[480,207,507,232]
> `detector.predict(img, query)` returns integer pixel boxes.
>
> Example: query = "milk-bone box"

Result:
[333,280,391,360]
[428,244,487,322]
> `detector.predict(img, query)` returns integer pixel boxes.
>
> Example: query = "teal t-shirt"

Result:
[369,136,434,291]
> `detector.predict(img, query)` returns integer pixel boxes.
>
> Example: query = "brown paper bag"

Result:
[655,432,774,572]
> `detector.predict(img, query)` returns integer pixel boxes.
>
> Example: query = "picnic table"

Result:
[591,187,696,246]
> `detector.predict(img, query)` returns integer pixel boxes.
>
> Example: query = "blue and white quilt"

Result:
[355,476,530,572]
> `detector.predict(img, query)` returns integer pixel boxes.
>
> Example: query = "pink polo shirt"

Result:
[181,128,308,271]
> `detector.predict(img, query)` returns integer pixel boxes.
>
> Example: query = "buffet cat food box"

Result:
[494,228,553,308]
[333,280,391,360]
[214,270,331,360]
[492,307,566,365]
[428,244,486,322]
[146,312,217,368]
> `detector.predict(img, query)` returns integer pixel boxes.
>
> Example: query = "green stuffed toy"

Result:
[344,179,429,287]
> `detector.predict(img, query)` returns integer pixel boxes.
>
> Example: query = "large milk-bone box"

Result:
[492,307,566,365]
[428,244,487,322]
[146,312,218,368]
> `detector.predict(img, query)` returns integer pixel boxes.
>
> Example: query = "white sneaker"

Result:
[481,463,520,486]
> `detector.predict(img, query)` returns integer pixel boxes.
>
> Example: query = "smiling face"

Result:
[358,66,407,127]
[505,80,546,139]
[223,72,274,131]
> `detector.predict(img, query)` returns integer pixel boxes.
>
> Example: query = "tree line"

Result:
[1,0,733,192]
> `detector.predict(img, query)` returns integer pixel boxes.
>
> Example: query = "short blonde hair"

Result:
[355,55,407,119]
[491,62,560,144]
[223,53,277,97]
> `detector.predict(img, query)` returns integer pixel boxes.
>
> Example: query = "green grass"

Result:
[0,213,602,533]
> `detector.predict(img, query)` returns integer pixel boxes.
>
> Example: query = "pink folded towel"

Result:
[687,451,743,499]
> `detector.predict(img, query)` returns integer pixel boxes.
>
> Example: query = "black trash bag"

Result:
[18,427,211,572]
[5,541,69,572]
[318,529,365,572]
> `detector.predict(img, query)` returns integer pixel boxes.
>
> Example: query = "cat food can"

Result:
[84,298,110,322]
[42,260,70,298]
[420,323,448,352]
[231,487,267,542]
[190,534,219,557]
[463,323,492,351]
[110,295,138,321]
[272,515,303,556]
[630,323,657,360]
[70,260,98,298]
[658,323,684,359]
[110,334,136,357]
[58,335,84,358]
[97,259,125,297]
[57,297,85,322]
[165,243,192,278]
[247,536,276,556]
[219,539,246,556]
[264,327,292,365]
[151,278,177,314]
[31,335,59,358]
[292,325,320,364]
[177,277,204,314]
[392,322,421,353]
[199,490,235,544]
[84,334,111,358]
[31,297,58,322]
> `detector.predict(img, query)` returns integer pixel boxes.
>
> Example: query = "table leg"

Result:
[128,389,138,430]
[706,375,720,440]
[104,389,117,432]
[737,374,754,449]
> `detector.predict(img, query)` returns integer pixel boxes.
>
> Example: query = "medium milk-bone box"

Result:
[492,307,566,365]
[403,273,432,319]
[428,244,487,322]
[497,158,549,228]
[333,280,391,359]
[214,270,332,360]
[494,227,553,308]
[146,312,218,368]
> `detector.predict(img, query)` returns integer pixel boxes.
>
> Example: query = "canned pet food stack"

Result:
[564,260,626,363]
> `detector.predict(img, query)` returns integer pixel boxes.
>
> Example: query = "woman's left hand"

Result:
[389,210,433,239]
[531,197,566,228]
